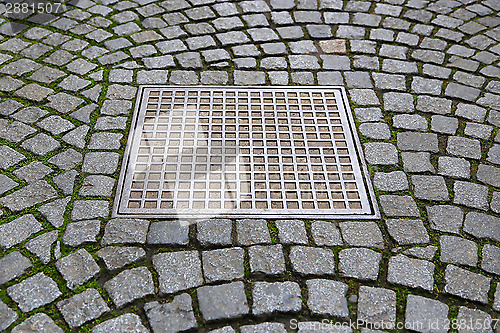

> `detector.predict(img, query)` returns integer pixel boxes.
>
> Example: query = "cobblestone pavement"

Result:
[0,0,499,332]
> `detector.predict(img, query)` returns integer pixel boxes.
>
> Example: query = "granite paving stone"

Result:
[379,195,420,218]
[0,214,42,249]
[56,248,101,290]
[92,313,149,333]
[197,282,249,321]
[426,205,464,234]
[339,221,384,248]
[249,245,286,275]
[405,295,449,333]
[63,220,100,246]
[339,248,381,281]
[357,286,396,328]
[97,246,146,271]
[25,230,58,264]
[57,289,109,328]
[481,244,500,275]
[11,313,63,333]
[444,265,491,304]
[440,235,478,267]
[311,221,343,246]
[153,251,203,294]
[8,273,62,313]
[0,251,32,285]
[386,219,430,245]
[453,181,489,210]
[290,246,335,275]
[307,279,348,317]
[104,267,155,307]
[145,294,196,333]
[387,254,435,291]
[147,221,189,245]
[202,247,244,283]
[252,281,302,315]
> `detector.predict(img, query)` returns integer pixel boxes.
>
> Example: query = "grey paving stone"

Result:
[379,195,420,218]
[197,282,249,321]
[416,96,452,115]
[197,219,232,246]
[170,70,199,84]
[13,161,52,183]
[490,191,500,214]
[397,132,439,152]
[339,221,384,248]
[363,142,398,165]
[412,175,450,201]
[0,120,36,143]
[438,156,470,179]
[456,307,494,333]
[249,244,286,275]
[261,43,287,55]
[374,171,409,192]
[38,196,71,228]
[63,220,100,246]
[97,246,146,271]
[267,71,288,85]
[405,295,449,333]
[277,26,304,40]
[372,73,406,91]
[291,72,314,85]
[453,181,489,210]
[290,246,335,275]
[339,248,382,281]
[104,267,154,307]
[0,145,25,169]
[87,132,123,150]
[237,219,271,245]
[8,273,61,313]
[79,175,115,197]
[431,115,458,135]
[382,59,418,73]
[56,248,100,290]
[0,251,32,285]
[202,247,244,283]
[12,106,47,124]
[92,313,149,333]
[455,103,487,122]
[0,301,18,331]
[444,265,490,303]
[384,92,414,113]
[253,281,302,315]
[440,235,478,267]
[481,244,500,275]
[0,214,42,249]
[210,327,237,333]
[388,254,435,291]
[317,72,344,85]
[402,152,435,173]
[358,286,396,328]
[464,212,500,242]
[95,116,128,130]
[21,133,61,156]
[386,219,430,245]
[392,114,427,131]
[147,221,189,245]
[82,152,120,174]
[12,313,63,333]
[412,49,445,64]
[464,122,492,140]
[234,70,266,85]
[445,82,480,102]
[403,246,438,261]
[71,200,109,220]
[495,285,500,312]
[426,205,463,234]
[241,323,286,333]
[289,55,320,70]
[145,294,196,333]
[422,64,451,79]
[153,251,203,294]
[275,220,308,244]
[349,89,379,106]
[307,279,348,317]
[57,289,109,328]
[359,123,391,140]
[446,136,481,159]
[0,174,18,195]
[200,71,228,84]
[25,230,57,263]
[311,221,343,246]
[487,144,500,165]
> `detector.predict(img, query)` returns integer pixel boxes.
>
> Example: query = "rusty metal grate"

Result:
[112,86,379,219]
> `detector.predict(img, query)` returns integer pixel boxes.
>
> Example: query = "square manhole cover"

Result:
[113,86,379,219]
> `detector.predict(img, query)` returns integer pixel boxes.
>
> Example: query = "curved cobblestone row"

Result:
[0,0,499,331]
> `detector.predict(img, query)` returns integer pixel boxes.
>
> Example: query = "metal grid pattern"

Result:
[113,86,379,219]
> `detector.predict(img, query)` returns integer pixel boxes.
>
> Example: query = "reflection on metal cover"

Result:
[113,86,379,219]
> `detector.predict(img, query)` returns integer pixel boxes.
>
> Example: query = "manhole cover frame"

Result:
[112,85,380,219]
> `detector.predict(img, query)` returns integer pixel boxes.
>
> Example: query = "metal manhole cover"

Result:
[113,86,379,219]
